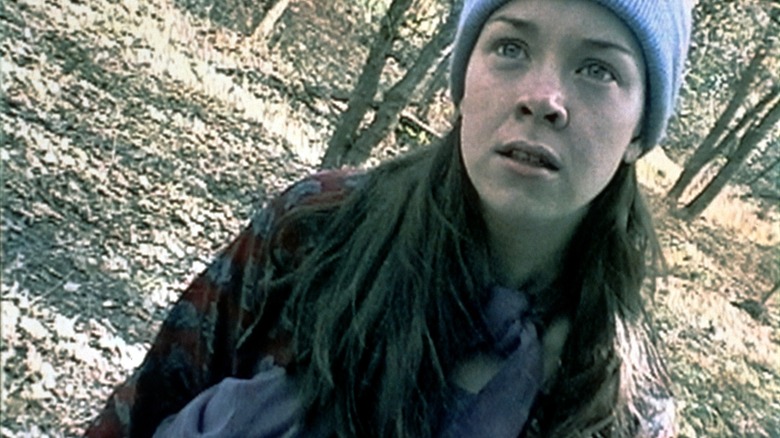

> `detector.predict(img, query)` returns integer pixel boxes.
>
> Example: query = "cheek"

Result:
[577,88,644,137]
[459,88,507,145]
[461,62,508,117]
[579,109,642,165]
[459,120,488,190]
[614,93,645,139]
[459,119,480,172]
[459,97,491,161]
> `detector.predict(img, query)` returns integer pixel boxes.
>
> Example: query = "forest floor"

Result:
[1,0,778,436]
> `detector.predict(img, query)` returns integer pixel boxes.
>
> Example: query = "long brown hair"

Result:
[267,120,668,437]
[536,151,668,437]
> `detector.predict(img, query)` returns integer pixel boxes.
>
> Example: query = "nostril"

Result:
[517,100,568,128]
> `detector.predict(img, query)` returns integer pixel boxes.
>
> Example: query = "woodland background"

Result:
[1,0,778,436]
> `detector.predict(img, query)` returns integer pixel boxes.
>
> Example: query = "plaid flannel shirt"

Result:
[85,170,360,437]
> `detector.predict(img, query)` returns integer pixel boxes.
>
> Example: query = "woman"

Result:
[86,0,691,436]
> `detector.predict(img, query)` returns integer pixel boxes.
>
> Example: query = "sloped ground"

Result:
[1,0,778,436]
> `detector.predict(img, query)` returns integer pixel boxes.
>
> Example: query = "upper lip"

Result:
[496,141,562,171]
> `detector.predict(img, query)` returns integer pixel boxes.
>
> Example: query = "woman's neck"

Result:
[483,209,585,290]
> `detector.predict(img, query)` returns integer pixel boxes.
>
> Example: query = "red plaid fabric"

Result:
[85,171,360,438]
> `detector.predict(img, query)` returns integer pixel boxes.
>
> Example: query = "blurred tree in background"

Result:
[321,0,458,167]
[665,0,779,219]
[320,0,416,168]
[251,0,292,43]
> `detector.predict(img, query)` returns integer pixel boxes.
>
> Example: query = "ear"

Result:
[623,137,643,164]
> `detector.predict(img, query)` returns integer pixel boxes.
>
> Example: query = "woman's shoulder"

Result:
[273,169,367,211]
[288,169,366,202]
[250,169,368,237]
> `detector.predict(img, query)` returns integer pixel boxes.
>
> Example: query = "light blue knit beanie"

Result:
[449,0,692,150]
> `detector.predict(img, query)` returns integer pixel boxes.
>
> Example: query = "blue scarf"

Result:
[153,286,544,437]
[439,286,543,437]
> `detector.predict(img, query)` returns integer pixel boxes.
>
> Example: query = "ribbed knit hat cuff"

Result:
[449,0,507,108]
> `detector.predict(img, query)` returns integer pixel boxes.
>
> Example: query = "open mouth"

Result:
[498,142,561,171]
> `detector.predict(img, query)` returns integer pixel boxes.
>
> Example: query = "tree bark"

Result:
[251,0,291,43]
[680,95,780,219]
[320,0,414,169]
[762,279,780,305]
[339,5,458,166]
[744,154,780,186]
[416,46,451,120]
[674,87,779,213]
[667,47,768,201]
[711,90,778,157]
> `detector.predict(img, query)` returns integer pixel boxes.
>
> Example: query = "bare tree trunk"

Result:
[416,47,451,120]
[745,154,780,186]
[761,279,780,305]
[251,0,291,43]
[321,0,414,169]
[339,6,458,166]
[680,95,780,219]
[670,88,777,212]
[667,47,768,201]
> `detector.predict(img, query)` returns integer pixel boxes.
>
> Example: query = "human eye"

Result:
[495,40,528,60]
[579,61,618,83]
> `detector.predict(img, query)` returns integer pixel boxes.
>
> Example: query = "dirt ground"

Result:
[1,0,778,436]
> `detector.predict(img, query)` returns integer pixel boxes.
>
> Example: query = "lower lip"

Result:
[498,153,557,178]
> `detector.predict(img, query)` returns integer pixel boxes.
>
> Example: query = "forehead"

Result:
[484,0,643,56]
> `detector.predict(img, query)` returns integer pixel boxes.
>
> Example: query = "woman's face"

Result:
[460,0,646,226]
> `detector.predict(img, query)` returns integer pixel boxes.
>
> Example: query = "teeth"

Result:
[510,150,547,167]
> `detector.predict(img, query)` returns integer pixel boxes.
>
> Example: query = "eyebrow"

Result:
[485,16,538,34]
[581,38,640,59]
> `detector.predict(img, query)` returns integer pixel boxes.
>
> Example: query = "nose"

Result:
[515,81,568,130]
